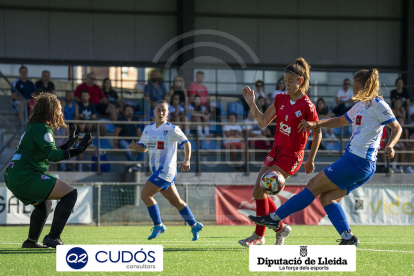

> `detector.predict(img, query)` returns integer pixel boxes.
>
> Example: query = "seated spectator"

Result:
[257,96,268,113]
[77,90,97,133]
[144,70,167,109]
[271,77,286,102]
[391,116,408,173]
[391,78,410,118]
[188,95,210,137]
[254,80,270,106]
[188,71,209,107]
[35,70,55,94]
[61,90,79,130]
[392,98,406,120]
[114,105,143,171]
[11,66,36,120]
[316,98,335,138]
[243,109,272,149]
[170,94,190,135]
[167,75,187,108]
[99,77,122,120]
[333,79,354,116]
[223,113,245,172]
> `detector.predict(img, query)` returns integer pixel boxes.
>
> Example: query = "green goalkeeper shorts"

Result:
[4,168,57,205]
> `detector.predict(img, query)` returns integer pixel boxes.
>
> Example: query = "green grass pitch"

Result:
[0,225,413,275]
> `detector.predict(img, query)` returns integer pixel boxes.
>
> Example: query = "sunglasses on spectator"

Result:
[344,83,350,85]
[89,77,95,80]
[256,84,263,87]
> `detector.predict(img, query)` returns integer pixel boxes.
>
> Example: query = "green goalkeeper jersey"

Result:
[7,123,65,173]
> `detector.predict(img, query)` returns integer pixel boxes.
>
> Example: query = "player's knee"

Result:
[141,191,152,202]
[306,178,318,195]
[169,198,183,207]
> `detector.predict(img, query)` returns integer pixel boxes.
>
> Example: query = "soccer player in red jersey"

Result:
[238,58,322,246]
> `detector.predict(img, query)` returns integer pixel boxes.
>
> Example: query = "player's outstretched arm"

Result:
[129,141,148,152]
[304,127,322,174]
[179,141,191,172]
[242,86,276,128]
[298,116,349,132]
[385,120,402,159]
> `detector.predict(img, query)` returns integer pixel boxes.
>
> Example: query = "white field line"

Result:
[358,249,414,253]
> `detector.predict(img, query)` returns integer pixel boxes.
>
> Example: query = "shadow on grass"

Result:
[0,249,56,255]
[165,247,244,252]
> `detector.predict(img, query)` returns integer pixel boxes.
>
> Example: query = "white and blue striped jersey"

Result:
[344,97,396,161]
[138,122,189,182]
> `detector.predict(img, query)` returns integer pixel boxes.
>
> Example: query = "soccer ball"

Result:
[260,170,285,195]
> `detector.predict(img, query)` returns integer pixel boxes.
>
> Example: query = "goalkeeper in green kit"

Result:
[4,93,93,248]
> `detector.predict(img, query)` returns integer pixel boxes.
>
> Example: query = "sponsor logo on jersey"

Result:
[41,174,50,180]
[164,130,168,136]
[356,115,362,125]
[157,141,164,149]
[295,110,302,117]
[44,132,54,143]
[266,156,274,162]
[327,167,333,172]
[285,115,288,121]
[279,122,291,136]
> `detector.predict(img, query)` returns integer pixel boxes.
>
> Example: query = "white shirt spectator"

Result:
[271,89,286,101]
[254,90,267,99]
[336,88,354,108]
[243,118,263,135]
[223,124,243,145]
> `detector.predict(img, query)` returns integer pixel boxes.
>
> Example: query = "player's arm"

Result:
[304,127,321,174]
[298,116,349,132]
[129,141,147,152]
[384,119,402,159]
[242,86,276,128]
[179,141,191,171]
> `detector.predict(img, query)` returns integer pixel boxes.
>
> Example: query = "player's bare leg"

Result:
[141,181,166,240]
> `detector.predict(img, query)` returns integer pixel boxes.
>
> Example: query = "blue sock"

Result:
[324,203,350,235]
[179,205,197,226]
[147,204,162,226]
[275,188,315,220]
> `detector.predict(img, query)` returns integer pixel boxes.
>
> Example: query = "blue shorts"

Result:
[324,151,376,194]
[148,169,176,190]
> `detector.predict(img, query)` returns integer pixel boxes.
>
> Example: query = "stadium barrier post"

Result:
[134,184,140,206]
[244,124,250,176]
[196,131,201,175]
[97,184,101,227]
[97,123,101,174]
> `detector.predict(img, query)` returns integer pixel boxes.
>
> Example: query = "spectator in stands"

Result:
[333,78,354,116]
[35,70,55,94]
[406,113,414,173]
[11,66,36,120]
[391,116,408,173]
[167,75,187,108]
[243,109,272,150]
[223,113,245,172]
[170,93,190,135]
[114,105,143,171]
[98,77,122,121]
[316,98,335,138]
[77,90,97,133]
[271,77,286,102]
[391,78,410,118]
[254,80,270,106]
[257,96,268,113]
[144,70,167,109]
[188,71,209,108]
[392,98,406,121]
[61,91,79,127]
[188,95,210,137]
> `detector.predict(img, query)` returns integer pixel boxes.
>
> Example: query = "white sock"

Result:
[156,223,163,227]
[204,126,210,136]
[197,126,204,137]
[185,128,190,136]
[191,223,198,228]
[340,229,353,240]
[270,212,281,221]
[392,161,397,169]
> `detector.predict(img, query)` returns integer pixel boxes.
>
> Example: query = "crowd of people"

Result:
[9,66,414,173]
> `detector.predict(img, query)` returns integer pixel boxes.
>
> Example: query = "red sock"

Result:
[267,196,284,232]
[255,199,268,237]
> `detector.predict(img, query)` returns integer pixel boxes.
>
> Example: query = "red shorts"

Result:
[263,145,304,175]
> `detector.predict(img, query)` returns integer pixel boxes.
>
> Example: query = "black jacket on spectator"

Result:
[115,115,140,143]
[35,80,55,93]
[390,88,409,108]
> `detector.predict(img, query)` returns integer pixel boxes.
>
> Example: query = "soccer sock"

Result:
[267,196,284,231]
[28,200,52,242]
[271,188,315,220]
[49,189,78,239]
[178,205,197,226]
[147,204,162,226]
[204,126,210,136]
[255,199,268,237]
[324,202,351,236]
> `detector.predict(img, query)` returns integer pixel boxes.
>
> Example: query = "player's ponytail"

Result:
[352,69,382,102]
[285,57,311,94]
